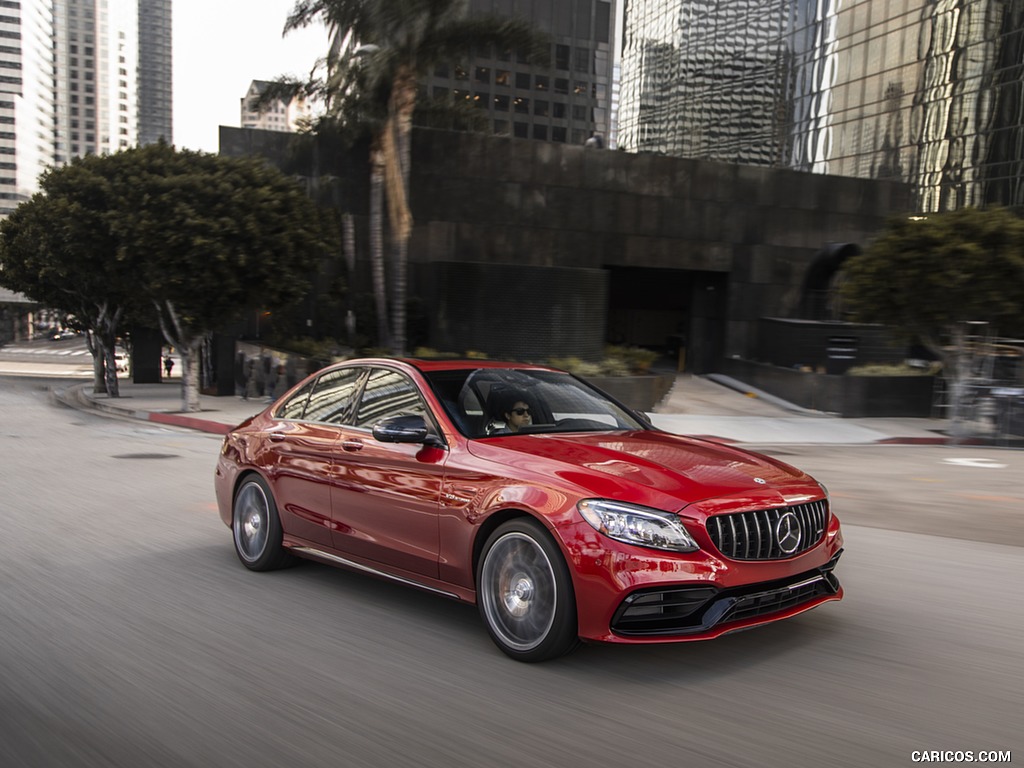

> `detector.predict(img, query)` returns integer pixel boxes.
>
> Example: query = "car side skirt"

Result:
[284,538,476,604]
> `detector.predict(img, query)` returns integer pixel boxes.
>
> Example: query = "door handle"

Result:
[268,433,287,442]
[341,439,364,452]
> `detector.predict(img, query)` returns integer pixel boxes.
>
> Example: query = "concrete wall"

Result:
[722,358,935,417]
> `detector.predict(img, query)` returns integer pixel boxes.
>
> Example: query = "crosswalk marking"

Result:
[4,346,90,356]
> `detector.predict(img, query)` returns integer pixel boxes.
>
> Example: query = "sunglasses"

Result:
[510,407,531,416]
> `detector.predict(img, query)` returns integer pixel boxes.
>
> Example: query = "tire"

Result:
[477,518,579,662]
[232,475,294,571]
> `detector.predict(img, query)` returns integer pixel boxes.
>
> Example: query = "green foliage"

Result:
[1,143,332,342]
[271,336,352,362]
[846,362,940,377]
[604,344,659,373]
[841,207,1024,349]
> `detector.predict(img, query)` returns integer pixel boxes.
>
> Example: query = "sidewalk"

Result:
[50,372,956,446]
[52,380,265,435]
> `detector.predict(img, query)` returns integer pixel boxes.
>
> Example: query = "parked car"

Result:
[47,328,80,340]
[114,350,129,373]
[215,359,843,661]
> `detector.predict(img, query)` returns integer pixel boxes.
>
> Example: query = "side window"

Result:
[275,380,314,420]
[304,367,364,425]
[353,368,428,429]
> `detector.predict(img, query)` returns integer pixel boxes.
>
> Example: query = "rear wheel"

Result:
[232,475,293,571]
[477,519,578,662]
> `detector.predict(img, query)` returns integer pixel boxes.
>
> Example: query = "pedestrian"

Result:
[164,355,174,378]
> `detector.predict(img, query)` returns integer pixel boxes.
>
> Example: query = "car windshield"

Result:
[423,367,648,439]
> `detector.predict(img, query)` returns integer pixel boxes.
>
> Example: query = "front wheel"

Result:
[477,519,578,662]
[232,475,294,571]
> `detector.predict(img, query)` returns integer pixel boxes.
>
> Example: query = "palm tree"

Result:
[285,0,548,355]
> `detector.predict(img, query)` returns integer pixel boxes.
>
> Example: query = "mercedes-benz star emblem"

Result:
[774,511,803,554]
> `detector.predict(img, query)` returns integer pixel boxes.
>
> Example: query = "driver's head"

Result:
[504,399,532,432]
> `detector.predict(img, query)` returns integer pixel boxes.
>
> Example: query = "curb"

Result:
[51,382,235,435]
[148,412,233,434]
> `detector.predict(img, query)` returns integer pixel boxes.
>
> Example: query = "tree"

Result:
[841,207,1024,353]
[841,207,1024,428]
[0,158,146,396]
[283,0,548,355]
[0,143,329,411]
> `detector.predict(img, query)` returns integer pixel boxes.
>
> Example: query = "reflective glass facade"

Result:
[618,0,1024,211]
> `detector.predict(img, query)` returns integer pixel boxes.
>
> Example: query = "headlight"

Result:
[577,499,699,553]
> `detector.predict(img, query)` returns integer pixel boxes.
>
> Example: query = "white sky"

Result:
[171,0,330,153]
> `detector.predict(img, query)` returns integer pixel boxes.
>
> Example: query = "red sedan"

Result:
[215,359,843,661]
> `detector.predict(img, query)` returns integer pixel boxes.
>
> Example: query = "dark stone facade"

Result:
[220,126,913,369]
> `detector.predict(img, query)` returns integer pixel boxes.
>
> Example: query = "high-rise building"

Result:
[137,0,173,146]
[0,0,170,217]
[2,0,55,215]
[240,80,311,133]
[330,0,617,147]
[617,0,1024,211]
[428,0,617,145]
[53,0,139,160]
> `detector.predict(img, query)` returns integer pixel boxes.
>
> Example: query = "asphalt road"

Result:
[1,376,1020,768]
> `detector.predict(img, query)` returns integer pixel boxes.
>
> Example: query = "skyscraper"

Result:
[617,0,1024,211]
[137,0,172,146]
[0,0,171,217]
[1,0,55,216]
[331,0,617,146]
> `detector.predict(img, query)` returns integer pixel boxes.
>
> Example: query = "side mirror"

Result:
[372,415,444,447]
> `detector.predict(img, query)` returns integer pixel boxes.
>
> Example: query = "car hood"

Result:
[466,429,816,506]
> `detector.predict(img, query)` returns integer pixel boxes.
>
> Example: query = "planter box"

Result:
[721,358,935,418]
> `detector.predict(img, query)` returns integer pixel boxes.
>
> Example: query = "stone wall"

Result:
[407,129,911,361]
[220,126,913,364]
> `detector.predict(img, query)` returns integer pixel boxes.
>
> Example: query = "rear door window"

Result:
[304,367,366,425]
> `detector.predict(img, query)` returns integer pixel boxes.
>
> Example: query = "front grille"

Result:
[707,500,828,560]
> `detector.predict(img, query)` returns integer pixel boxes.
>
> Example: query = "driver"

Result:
[503,393,533,433]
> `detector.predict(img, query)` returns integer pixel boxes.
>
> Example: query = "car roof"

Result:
[330,358,563,374]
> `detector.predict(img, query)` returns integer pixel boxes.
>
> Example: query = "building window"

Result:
[513,122,528,138]
[513,96,529,114]
[554,78,568,95]
[556,44,570,70]
[434,63,449,78]
[533,124,547,140]
[493,94,509,111]
[574,48,589,73]
[474,66,490,85]
[535,75,549,91]
[515,72,530,89]
[534,100,549,117]
[493,119,509,135]
[495,69,510,87]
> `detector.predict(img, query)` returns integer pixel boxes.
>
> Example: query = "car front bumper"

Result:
[560,514,844,644]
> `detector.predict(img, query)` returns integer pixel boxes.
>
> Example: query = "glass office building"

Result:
[617,0,1024,211]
